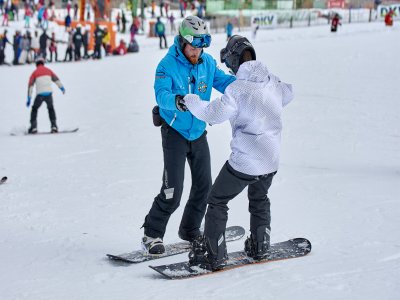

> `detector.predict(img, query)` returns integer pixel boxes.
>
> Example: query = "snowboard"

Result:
[107,226,245,264]
[0,176,7,185]
[149,237,311,280]
[10,128,79,136]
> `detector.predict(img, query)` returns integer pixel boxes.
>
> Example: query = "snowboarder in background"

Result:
[27,57,66,133]
[331,13,341,32]
[141,16,235,255]
[155,17,167,49]
[183,35,294,271]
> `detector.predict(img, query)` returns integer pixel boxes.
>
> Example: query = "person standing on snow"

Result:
[93,24,104,59]
[183,35,294,270]
[73,26,83,61]
[331,13,341,32]
[141,16,235,255]
[27,57,66,133]
[155,16,167,49]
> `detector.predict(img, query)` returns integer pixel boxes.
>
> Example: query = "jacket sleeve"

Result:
[184,88,237,125]
[211,59,236,94]
[27,71,36,97]
[154,63,179,111]
[269,73,294,107]
[50,70,63,89]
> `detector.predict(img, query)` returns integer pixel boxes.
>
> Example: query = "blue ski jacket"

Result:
[154,36,235,141]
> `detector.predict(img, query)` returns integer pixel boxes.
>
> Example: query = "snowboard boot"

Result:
[142,235,165,255]
[189,234,228,271]
[178,228,201,242]
[28,126,37,134]
[28,121,37,134]
[244,225,271,260]
[51,123,58,133]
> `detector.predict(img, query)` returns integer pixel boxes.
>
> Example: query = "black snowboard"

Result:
[10,128,79,136]
[107,226,245,264]
[149,238,311,279]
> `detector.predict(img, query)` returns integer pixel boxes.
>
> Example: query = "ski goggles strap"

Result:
[183,34,212,48]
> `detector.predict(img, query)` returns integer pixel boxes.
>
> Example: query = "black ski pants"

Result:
[30,94,56,128]
[204,161,276,241]
[158,34,167,49]
[143,123,212,239]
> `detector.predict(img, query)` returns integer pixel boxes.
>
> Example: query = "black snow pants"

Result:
[30,94,57,128]
[143,123,212,240]
[204,161,276,242]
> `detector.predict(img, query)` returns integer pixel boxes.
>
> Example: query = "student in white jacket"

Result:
[182,35,294,271]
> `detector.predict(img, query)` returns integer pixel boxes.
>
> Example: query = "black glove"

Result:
[175,95,187,112]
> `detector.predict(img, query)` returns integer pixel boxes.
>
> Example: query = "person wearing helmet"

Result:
[183,35,294,270]
[141,16,235,255]
[27,57,66,134]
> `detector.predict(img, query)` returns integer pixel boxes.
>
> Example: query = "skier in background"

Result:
[141,16,235,255]
[155,16,167,49]
[331,13,341,32]
[27,57,66,133]
[183,35,294,271]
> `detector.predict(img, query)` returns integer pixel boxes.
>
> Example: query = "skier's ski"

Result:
[149,238,311,279]
[107,226,245,264]
[0,176,7,185]
[10,128,79,136]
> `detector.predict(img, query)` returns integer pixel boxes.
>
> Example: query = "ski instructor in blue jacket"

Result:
[142,16,235,254]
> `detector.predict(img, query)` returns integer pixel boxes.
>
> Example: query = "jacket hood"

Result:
[236,61,270,83]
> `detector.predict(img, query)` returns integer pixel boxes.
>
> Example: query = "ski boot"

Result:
[142,235,165,255]
[244,225,271,261]
[189,234,228,271]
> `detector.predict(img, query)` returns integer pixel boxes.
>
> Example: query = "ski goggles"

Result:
[183,34,212,48]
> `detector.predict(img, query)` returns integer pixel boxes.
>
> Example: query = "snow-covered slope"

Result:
[1,21,399,300]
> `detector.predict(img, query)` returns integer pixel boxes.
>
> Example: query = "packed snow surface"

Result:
[1,20,400,300]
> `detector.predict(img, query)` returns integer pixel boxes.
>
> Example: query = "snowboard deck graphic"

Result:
[10,128,79,136]
[107,226,245,264]
[149,238,311,280]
